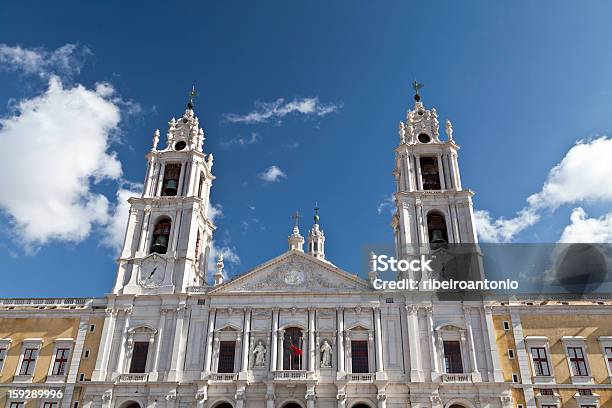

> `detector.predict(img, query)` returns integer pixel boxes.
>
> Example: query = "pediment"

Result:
[210,250,372,294]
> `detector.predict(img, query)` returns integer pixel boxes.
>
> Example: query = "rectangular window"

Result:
[540,389,554,396]
[605,347,612,373]
[443,340,464,374]
[19,348,38,375]
[9,403,24,408]
[577,389,593,396]
[73,402,79,408]
[0,347,7,372]
[84,349,90,358]
[89,324,95,332]
[217,341,236,373]
[508,349,515,359]
[531,347,550,376]
[541,405,556,408]
[351,341,369,373]
[52,348,70,375]
[512,373,519,383]
[43,403,58,408]
[129,342,149,374]
[503,321,511,331]
[78,373,85,382]
[567,346,588,376]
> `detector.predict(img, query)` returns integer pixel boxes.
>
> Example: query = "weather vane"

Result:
[412,80,424,101]
[187,85,199,109]
[292,211,301,227]
[313,202,320,223]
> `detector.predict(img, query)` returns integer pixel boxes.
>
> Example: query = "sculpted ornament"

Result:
[320,339,333,367]
[252,340,267,367]
[234,255,362,291]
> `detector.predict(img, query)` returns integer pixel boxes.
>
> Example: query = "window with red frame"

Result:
[19,348,38,375]
[567,347,588,376]
[52,348,70,375]
[531,347,550,376]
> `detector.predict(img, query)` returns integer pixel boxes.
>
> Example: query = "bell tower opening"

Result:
[162,163,181,196]
[419,156,441,190]
[150,217,171,254]
[427,211,448,244]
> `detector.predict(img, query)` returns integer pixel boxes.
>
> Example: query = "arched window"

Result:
[150,217,171,254]
[419,156,441,190]
[283,327,304,370]
[162,163,181,196]
[427,211,448,244]
[213,403,233,408]
[281,404,302,408]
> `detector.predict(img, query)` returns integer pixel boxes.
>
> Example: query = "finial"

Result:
[187,85,199,110]
[313,203,319,224]
[152,129,160,150]
[292,211,301,227]
[412,80,424,102]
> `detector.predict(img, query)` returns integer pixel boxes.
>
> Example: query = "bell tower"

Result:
[113,89,216,294]
[392,82,478,260]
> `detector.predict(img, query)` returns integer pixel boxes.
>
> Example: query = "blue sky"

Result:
[1,1,612,298]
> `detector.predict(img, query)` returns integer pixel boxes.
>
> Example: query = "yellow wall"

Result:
[521,313,612,384]
[0,317,80,384]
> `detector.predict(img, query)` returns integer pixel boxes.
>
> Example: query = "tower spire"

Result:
[288,211,304,252]
[187,85,199,110]
[307,205,325,259]
[412,79,424,102]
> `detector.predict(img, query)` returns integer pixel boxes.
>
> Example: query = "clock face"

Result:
[139,257,166,288]
[284,269,305,285]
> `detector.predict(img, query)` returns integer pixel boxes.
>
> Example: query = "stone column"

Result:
[187,158,198,196]
[63,317,90,408]
[426,306,439,380]
[406,305,424,381]
[377,393,387,408]
[114,307,133,378]
[463,306,481,381]
[336,308,345,374]
[484,305,504,382]
[270,309,279,371]
[150,308,168,380]
[306,385,316,408]
[277,329,285,371]
[137,207,152,254]
[415,155,423,190]
[168,305,187,381]
[241,309,251,372]
[92,308,117,381]
[308,308,316,371]
[436,155,446,190]
[155,162,166,197]
[266,384,276,408]
[374,307,384,372]
[203,308,216,374]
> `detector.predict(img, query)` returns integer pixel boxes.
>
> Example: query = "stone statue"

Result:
[253,340,266,367]
[320,339,333,367]
[445,119,453,141]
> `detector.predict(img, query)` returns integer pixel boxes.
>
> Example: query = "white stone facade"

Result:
[81,95,514,408]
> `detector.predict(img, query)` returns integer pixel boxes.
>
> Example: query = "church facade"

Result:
[1,91,611,408]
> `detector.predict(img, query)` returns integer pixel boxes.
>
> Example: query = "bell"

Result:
[430,229,446,244]
[151,235,168,254]
[164,179,178,196]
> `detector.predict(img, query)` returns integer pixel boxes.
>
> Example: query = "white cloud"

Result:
[207,241,240,281]
[208,203,224,223]
[224,97,341,124]
[220,132,260,149]
[475,137,612,242]
[0,76,124,247]
[100,184,143,252]
[259,165,287,183]
[377,195,394,216]
[559,208,612,243]
[474,208,540,243]
[0,43,89,77]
